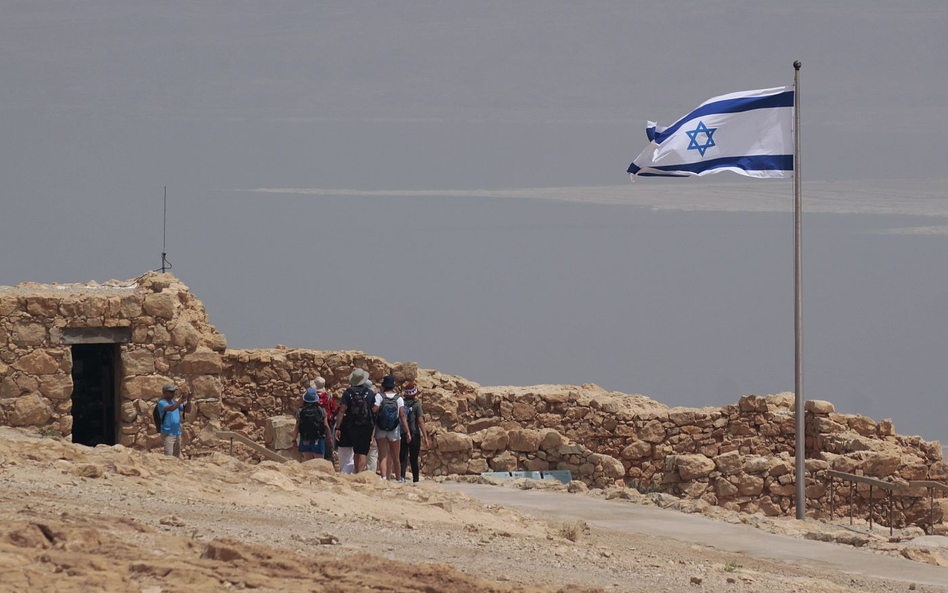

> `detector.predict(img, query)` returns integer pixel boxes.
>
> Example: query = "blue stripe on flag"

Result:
[646,126,657,142]
[627,155,793,176]
[652,91,794,145]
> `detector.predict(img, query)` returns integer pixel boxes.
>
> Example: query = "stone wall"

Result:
[3,273,945,528]
[219,350,947,527]
[0,273,226,449]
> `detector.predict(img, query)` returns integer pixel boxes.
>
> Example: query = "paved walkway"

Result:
[444,483,948,587]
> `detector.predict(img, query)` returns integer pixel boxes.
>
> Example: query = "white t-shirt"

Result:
[375,391,405,410]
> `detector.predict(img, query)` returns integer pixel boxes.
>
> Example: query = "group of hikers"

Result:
[155,369,430,482]
[295,369,430,482]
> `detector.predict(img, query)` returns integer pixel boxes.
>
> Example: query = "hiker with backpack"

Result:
[334,368,377,474]
[310,377,337,462]
[374,374,411,482]
[155,382,191,458]
[296,388,332,461]
[399,383,430,483]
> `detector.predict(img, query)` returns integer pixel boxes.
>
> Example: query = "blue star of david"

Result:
[685,121,717,157]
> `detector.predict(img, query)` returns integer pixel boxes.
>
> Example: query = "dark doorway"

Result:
[70,344,118,446]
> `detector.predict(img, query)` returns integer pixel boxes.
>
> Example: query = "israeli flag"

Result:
[628,86,794,179]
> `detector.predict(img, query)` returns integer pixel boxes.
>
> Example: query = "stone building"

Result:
[0,273,226,448]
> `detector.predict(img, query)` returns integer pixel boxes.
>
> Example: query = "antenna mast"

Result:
[159,186,172,273]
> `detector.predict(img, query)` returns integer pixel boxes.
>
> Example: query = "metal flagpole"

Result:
[793,60,805,520]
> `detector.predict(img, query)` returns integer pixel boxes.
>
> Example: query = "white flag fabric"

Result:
[628,86,794,179]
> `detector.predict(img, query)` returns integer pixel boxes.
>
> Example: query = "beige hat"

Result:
[348,368,369,387]
[313,376,326,390]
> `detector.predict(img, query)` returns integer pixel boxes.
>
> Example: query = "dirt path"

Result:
[3,429,948,592]
[444,482,948,588]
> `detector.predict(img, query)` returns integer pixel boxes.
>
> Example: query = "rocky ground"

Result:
[1,427,946,593]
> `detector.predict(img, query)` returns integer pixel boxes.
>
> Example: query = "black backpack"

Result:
[152,402,166,433]
[298,402,327,441]
[376,395,400,431]
[345,385,374,427]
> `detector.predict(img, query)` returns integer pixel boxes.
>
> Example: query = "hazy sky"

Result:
[2,2,947,443]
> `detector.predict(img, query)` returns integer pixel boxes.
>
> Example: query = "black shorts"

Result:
[351,424,374,455]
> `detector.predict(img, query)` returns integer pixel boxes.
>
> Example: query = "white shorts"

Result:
[338,447,355,474]
[375,426,401,441]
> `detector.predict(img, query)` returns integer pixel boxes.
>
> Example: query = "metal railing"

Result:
[909,480,948,535]
[826,470,905,536]
[217,430,291,463]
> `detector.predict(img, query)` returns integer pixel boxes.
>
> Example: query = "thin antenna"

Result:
[159,186,172,273]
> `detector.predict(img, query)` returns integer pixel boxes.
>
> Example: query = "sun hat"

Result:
[403,383,418,397]
[313,376,326,390]
[382,375,396,390]
[303,388,318,403]
[162,382,177,393]
[349,368,369,387]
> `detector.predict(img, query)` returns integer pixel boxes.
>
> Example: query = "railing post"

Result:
[850,481,854,525]
[931,487,936,536]
[230,436,234,457]
[829,477,835,520]
[889,489,893,537]
[869,484,873,530]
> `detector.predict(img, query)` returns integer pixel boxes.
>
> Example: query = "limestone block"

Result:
[523,458,548,471]
[596,454,626,479]
[813,417,846,433]
[38,373,72,401]
[714,477,739,498]
[58,415,73,435]
[738,474,764,496]
[511,402,537,421]
[123,375,172,400]
[0,376,21,398]
[200,330,228,352]
[804,399,834,415]
[507,428,542,452]
[479,426,508,451]
[638,419,666,443]
[12,323,47,346]
[391,361,418,384]
[25,297,59,317]
[8,394,53,426]
[264,415,296,451]
[675,454,715,481]
[122,349,156,375]
[190,375,223,399]
[759,496,782,516]
[621,441,651,459]
[467,458,490,474]
[877,418,895,437]
[713,450,743,476]
[434,432,474,453]
[179,349,223,375]
[121,401,138,423]
[539,428,565,451]
[667,410,696,426]
[13,351,60,375]
[0,295,20,316]
[848,415,876,437]
[488,451,517,472]
[170,320,201,349]
[143,292,176,319]
[80,296,108,318]
[862,451,901,477]
[15,374,39,392]
[119,296,143,318]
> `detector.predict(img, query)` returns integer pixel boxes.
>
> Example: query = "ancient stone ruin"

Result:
[1,273,946,530]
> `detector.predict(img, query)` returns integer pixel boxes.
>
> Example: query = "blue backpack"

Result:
[376,395,400,432]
